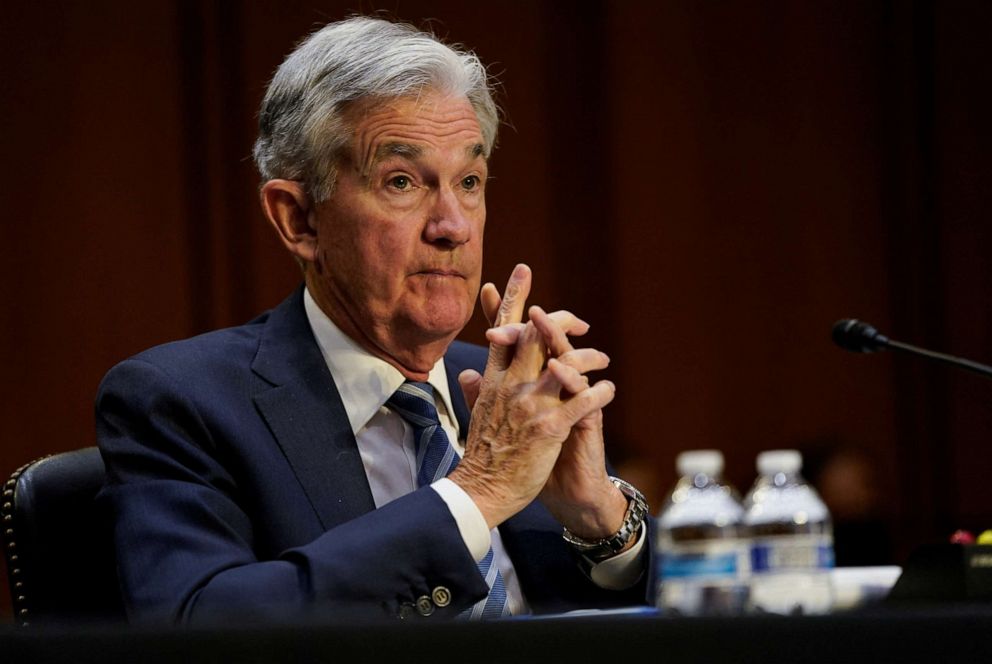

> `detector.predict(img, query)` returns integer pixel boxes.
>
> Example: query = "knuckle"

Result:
[533,414,566,439]
[496,381,520,404]
[514,395,542,420]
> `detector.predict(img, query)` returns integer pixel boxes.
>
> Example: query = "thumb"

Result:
[458,369,484,410]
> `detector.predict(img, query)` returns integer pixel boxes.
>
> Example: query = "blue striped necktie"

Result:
[387,381,511,620]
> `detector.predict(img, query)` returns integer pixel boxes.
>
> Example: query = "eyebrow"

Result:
[373,141,487,164]
[375,142,423,161]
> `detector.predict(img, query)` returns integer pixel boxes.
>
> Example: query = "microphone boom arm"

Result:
[883,338,992,379]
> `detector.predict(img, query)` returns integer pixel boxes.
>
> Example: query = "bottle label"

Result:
[751,534,834,573]
[657,538,751,615]
[659,539,749,579]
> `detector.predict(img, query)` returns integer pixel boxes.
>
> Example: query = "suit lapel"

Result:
[250,286,375,530]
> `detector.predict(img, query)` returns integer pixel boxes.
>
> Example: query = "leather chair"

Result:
[2,447,125,625]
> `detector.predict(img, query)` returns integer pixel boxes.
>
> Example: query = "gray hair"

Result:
[252,16,500,202]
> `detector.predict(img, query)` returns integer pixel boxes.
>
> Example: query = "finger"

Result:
[486,264,532,371]
[553,348,611,377]
[484,322,525,346]
[547,358,590,394]
[534,348,610,398]
[480,282,501,326]
[531,349,608,398]
[532,379,616,437]
[545,310,590,338]
[504,319,548,383]
[557,380,617,423]
[458,369,483,411]
[529,306,574,357]
[547,350,610,394]
[494,264,531,327]
[488,310,590,351]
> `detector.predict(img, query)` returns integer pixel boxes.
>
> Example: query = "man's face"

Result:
[307,91,487,373]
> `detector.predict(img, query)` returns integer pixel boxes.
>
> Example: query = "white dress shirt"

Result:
[303,289,643,616]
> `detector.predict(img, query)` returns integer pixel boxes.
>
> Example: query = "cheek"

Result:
[468,215,485,268]
[370,226,418,272]
[322,207,397,263]
[345,222,421,298]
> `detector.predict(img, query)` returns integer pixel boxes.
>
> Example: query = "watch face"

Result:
[564,478,648,561]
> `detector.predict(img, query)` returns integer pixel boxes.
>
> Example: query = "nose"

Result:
[423,187,472,247]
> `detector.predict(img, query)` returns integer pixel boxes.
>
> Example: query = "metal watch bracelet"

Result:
[562,476,649,562]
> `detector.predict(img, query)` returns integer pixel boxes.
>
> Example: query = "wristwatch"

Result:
[562,477,649,563]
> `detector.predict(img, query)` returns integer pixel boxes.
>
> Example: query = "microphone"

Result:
[831,318,992,379]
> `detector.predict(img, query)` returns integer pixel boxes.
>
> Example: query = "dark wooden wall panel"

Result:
[933,1,992,531]
[606,2,900,507]
[1,1,194,464]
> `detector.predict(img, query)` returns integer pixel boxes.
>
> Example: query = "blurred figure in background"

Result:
[802,439,894,567]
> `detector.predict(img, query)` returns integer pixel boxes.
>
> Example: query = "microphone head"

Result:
[831,318,888,353]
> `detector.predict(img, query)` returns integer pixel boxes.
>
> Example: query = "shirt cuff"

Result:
[431,477,492,562]
[587,522,647,590]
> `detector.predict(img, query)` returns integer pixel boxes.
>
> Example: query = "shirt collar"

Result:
[303,287,458,436]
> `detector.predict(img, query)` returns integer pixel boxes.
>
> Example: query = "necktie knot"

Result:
[386,381,441,429]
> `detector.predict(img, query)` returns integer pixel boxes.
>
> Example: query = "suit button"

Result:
[416,595,435,616]
[431,586,452,607]
[398,602,416,620]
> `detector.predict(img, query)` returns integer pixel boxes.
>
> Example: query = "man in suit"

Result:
[97,16,650,625]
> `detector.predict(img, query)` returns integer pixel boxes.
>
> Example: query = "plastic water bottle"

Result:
[743,449,835,615]
[655,450,750,616]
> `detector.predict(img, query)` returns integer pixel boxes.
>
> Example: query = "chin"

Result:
[408,303,473,341]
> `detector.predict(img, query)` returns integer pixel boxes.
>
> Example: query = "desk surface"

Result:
[3,604,992,663]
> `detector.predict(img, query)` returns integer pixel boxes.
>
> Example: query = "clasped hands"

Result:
[449,264,630,546]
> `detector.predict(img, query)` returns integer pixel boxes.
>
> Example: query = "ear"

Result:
[260,179,318,263]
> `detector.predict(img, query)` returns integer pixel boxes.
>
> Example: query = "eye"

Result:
[388,175,412,190]
[461,175,481,191]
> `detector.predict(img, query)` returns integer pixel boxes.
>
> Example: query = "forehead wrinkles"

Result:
[350,98,484,176]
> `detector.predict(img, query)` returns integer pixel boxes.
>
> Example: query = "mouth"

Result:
[416,269,465,279]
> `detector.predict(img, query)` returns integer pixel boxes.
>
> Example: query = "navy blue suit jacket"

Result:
[96,286,648,624]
